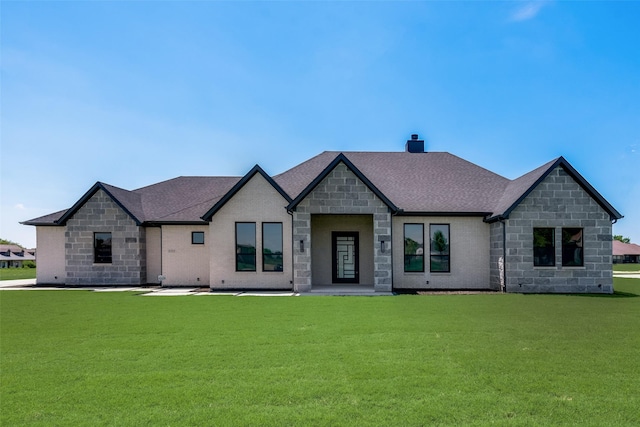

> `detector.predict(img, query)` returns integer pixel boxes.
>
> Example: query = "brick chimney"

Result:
[405,134,424,153]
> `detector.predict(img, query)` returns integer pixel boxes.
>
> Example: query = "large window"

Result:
[236,223,256,271]
[404,224,424,272]
[94,232,112,264]
[430,224,450,273]
[533,228,555,266]
[562,228,583,267]
[263,223,283,272]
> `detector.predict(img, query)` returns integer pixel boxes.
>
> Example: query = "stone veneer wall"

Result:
[65,189,146,285]
[292,163,392,292]
[503,167,613,293]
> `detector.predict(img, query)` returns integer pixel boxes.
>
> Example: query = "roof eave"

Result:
[144,221,209,226]
[397,211,492,217]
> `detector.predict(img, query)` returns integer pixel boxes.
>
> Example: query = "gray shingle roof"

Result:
[135,176,241,222]
[22,150,622,226]
[276,151,510,213]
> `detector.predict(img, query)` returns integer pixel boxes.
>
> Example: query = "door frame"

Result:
[331,231,359,284]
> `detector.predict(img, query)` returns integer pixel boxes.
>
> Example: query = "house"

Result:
[22,135,623,293]
[613,240,640,264]
[0,245,36,268]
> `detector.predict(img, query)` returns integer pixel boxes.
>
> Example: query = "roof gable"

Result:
[487,157,623,222]
[201,165,292,221]
[286,153,399,212]
[56,182,144,226]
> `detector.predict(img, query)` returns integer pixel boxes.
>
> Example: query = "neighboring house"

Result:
[22,135,623,293]
[613,240,640,264]
[0,245,36,268]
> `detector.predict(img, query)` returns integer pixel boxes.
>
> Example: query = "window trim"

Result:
[404,223,425,273]
[94,232,112,264]
[191,231,205,245]
[262,222,283,272]
[429,223,450,273]
[533,227,555,267]
[235,222,256,272]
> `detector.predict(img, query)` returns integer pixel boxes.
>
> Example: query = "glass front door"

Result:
[332,232,359,284]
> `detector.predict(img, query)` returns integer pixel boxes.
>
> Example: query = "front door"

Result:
[332,232,359,284]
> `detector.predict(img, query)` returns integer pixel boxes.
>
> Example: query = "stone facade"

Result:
[292,163,392,292]
[65,189,146,285]
[501,167,613,293]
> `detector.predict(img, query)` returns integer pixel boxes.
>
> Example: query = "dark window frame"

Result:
[191,231,205,245]
[94,232,112,264]
[430,224,450,273]
[235,222,256,272]
[404,223,424,272]
[262,222,283,272]
[533,228,555,267]
[562,227,584,267]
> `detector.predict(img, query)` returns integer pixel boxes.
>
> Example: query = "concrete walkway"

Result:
[0,280,395,296]
[614,273,640,279]
[0,281,300,296]
[0,279,37,288]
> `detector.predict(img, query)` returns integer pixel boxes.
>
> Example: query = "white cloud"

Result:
[14,203,26,210]
[510,1,550,22]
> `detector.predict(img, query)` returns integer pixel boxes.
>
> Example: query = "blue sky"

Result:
[1,1,638,248]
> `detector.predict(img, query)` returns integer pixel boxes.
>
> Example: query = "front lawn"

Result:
[1,278,639,426]
[0,268,36,281]
[613,263,640,272]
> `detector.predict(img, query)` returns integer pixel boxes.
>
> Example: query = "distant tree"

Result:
[0,238,23,247]
[613,235,631,244]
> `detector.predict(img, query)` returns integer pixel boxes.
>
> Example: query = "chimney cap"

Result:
[411,134,419,140]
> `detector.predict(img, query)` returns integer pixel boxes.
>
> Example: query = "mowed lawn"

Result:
[2,280,639,426]
[0,268,36,281]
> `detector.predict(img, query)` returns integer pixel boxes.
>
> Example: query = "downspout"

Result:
[501,219,506,293]
[159,226,164,287]
[287,208,295,292]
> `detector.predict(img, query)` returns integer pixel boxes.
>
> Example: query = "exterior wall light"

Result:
[300,240,304,252]
[380,240,386,253]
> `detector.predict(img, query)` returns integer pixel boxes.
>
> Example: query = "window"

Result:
[404,224,424,272]
[562,228,583,267]
[533,228,555,266]
[430,224,450,272]
[192,231,205,245]
[263,223,283,271]
[236,223,256,271]
[94,232,112,264]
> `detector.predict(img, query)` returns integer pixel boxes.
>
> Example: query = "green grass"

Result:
[2,279,639,426]
[613,263,640,272]
[0,268,36,281]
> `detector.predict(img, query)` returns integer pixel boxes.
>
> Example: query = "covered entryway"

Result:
[289,159,394,293]
[311,215,373,289]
